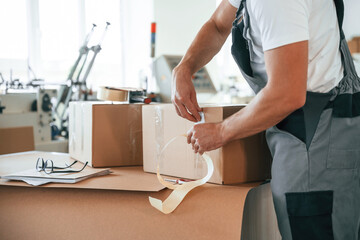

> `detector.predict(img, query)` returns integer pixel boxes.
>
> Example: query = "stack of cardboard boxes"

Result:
[69,102,272,184]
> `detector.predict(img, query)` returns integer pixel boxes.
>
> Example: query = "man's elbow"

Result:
[285,93,306,112]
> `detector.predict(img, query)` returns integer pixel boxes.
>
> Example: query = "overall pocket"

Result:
[285,191,334,240]
[327,116,360,169]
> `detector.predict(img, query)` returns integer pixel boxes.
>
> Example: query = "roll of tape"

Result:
[149,135,214,214]
[97,86,144,102]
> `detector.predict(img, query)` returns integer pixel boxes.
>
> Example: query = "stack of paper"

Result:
[1,167,111,186]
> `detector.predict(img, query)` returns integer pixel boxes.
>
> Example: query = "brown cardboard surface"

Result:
[241,183,282,240]
[0,126,34,155]
[69,102,143,167]
[0,151,164,192]
[92,104,143,167]
[0,151,281,240]
[0,183,259,240]
[348,37,360,54]
[143,104,272,184]
[348,39,358,54]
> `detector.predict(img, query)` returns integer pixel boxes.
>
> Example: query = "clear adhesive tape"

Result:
[149,134,214,214]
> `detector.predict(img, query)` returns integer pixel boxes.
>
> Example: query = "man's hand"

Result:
[187,122,225,154]
[172,66,202,122]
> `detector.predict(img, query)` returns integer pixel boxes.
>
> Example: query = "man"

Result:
[171,0,360,239]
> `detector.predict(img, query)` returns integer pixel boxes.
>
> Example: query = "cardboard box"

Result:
[348,36,360,54]
[142,104,272,184]
[69,102,143,167]
[0,151,281,240]
[0,126,34,155]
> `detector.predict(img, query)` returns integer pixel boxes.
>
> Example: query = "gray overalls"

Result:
[231,0,360,239]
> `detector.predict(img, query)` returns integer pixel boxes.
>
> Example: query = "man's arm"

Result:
[188,40,308,154]
[172,0,237,122]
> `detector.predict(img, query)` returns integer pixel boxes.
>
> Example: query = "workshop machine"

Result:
[152,55,255,105]
[0,22,111,152]
[153,55,217,103]
[0,86,68,152]
[54,22,110,137]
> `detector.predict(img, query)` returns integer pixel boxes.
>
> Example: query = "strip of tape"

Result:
[149,112,213,214]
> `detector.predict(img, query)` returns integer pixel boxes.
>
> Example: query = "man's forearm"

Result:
[178,19,229,74]
[221,85,305,143]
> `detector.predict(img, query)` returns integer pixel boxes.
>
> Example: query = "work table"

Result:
[0,151,281,240]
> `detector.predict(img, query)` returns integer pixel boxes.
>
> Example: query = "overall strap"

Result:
[233,0,245,25]
[333,0,345,41]
[325,0,360,117]
[231,0,255,78]
[333,0,358,77]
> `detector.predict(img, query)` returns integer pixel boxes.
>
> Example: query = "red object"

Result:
[144,98,152,104]
[179,179,193,182]
[151,22,156,33]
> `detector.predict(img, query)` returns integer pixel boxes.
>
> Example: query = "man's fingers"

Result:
[191,136,196,145]
[173,93,201,122]
[191,94,202,112]
[174,105,181,117]
[186,102,201,122]
[176,101,197,122]
[194,142,200,153]
[187,129,193,144]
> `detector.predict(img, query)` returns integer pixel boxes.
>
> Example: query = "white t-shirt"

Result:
[228,0,344,93]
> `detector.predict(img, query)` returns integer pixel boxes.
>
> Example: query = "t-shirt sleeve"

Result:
[250,0,310,51]
[228,0,241,8]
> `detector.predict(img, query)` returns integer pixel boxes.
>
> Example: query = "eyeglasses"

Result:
[36,158,88,174]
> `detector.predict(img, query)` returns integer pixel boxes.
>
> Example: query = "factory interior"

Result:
[0,0,360,239]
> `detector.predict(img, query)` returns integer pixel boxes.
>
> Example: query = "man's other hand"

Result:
[187,122,225,154]
[171,66,202,122]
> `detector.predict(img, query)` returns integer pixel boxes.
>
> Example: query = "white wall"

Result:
[153,0,220,87]
[154,0,216,57]
[119,0,154,88]
[343,0,360,39]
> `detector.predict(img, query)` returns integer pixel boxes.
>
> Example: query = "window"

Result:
[0,0,28,81]
[83,0,122,88]
[38,0,82,83]
[0,0,150,89]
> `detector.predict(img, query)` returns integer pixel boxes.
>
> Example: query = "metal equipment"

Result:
[0,65,69,152]
[0,87,68,152]
[54,22,110,136]
[153,55,217,103]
